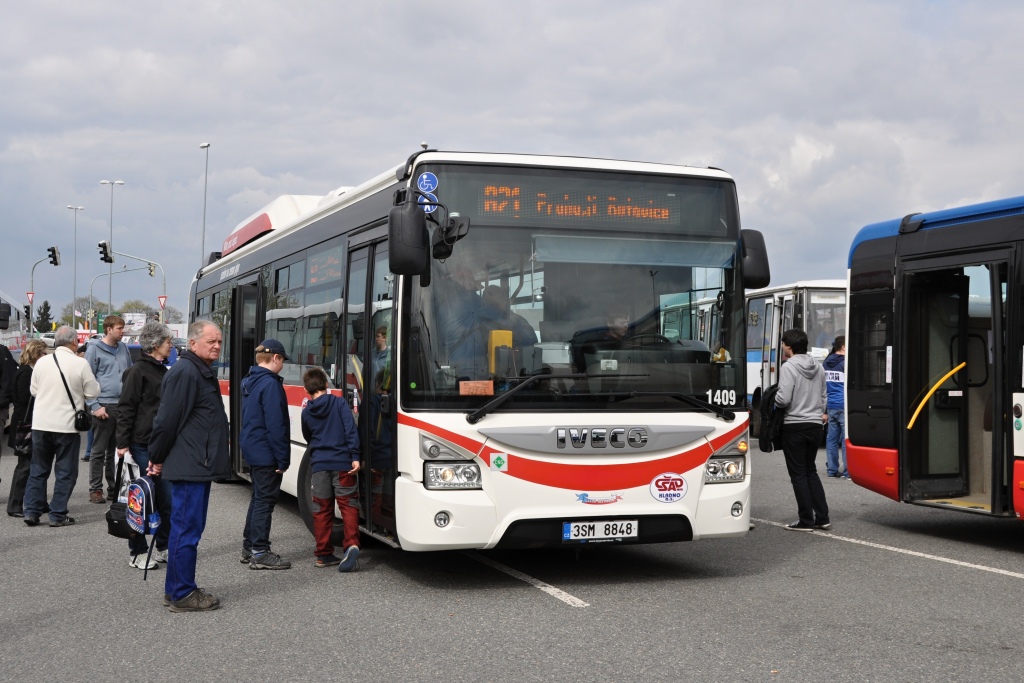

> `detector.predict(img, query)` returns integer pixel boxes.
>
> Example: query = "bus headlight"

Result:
[424,462,483,490]
[704,456,746,484]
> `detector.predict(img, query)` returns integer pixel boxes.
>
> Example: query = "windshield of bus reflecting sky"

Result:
[403,165,746,411]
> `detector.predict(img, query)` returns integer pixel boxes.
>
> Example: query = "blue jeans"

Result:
[826,408,847,476]
[23,431,82,523]
[127,445,173,555]
[242,466,283,555]
[166,481,211,602]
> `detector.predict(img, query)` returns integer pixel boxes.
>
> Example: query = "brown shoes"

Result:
[89,491,105,504]
[167,588,221,612]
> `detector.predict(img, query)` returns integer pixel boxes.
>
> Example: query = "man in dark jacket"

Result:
[0,341,18,458]
[239,339,291,570]
[148,321,229,612]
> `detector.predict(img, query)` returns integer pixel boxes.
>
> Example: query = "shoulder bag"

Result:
[13,397,33,457]
[106,456,138,540]
[53,353,92,432]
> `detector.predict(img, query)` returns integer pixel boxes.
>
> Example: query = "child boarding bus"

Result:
[190,149,771,550]
[744,280,845,424]
[846,195,1024,520]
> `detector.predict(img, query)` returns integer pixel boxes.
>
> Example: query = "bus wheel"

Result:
[295,447,347,546]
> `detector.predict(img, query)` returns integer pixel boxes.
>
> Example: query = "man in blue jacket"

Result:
[148,321,230,612]
[239,339,291,570]
[823,335,847,478]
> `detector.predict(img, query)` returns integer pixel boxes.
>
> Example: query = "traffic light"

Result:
[98,240,113,263]
[23,305,30,320]
[47,246,61,266]
[148,263,155,277]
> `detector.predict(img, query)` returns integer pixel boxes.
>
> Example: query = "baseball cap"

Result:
[255,339,289,360]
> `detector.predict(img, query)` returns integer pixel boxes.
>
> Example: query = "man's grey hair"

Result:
[188,320,220,341]
[139,320,172,355]
[54,326,78,349]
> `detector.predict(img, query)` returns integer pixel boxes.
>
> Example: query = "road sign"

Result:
[26,292,34,304]
[158,295,167,310]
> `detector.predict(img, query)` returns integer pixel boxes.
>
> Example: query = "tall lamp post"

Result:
[66,205,84,330]
[99,179,124,315]
[200,142,211,269]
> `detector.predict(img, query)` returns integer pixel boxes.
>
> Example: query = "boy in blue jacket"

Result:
[240,339,291,570]
[301,366,361,572]
[823,335,847,478]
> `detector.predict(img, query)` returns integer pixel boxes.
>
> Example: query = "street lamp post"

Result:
[29,257,48,334]
[99,179,124,315]
[200,142,211,269]
[89,266,146,329]
[66,205,84,330]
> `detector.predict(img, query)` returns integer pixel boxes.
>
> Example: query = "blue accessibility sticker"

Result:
[417,172,438,193]
[418,192,438,213]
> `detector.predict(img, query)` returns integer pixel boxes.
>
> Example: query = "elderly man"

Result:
[23,326,100,527]
[148,321,230,612]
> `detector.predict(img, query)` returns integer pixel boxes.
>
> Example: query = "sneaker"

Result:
[249,551,291,570]
[315,554,341,568]
[153,548,168,563]
[129,553,159,570]
[337,546,360,573]
[813,521,832,530]
[240,550,253,564]
[162,594,171,607]
[168,588,220,613]
[89,491,105,504]
[49,516,76,527]
[23,516,40,527]
[784,521,814,532]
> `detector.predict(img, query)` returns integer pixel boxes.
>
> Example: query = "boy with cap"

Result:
[240,339,292,570]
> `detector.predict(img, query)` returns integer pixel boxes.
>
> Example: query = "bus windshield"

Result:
[402,164,745,411]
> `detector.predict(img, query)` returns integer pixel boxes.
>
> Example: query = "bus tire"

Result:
[295,446,347,546]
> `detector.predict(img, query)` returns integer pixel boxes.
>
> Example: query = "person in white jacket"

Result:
[774,328,830,532]
[22,326,100,527]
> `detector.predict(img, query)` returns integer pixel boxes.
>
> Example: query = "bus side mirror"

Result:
[741,229,770,289]
[388,197,429,276]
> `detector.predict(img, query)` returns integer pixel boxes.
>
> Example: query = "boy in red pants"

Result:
[301,367,361,571]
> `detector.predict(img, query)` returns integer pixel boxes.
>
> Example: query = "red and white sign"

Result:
[158,295,167,310]
[26,292,34,304]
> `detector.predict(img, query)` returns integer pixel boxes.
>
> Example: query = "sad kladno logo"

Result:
[649,473,686,503]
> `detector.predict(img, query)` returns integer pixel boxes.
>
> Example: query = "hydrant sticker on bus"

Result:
[649,473,686,502]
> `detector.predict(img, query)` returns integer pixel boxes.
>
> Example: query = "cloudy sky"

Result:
[2,1,1022,325]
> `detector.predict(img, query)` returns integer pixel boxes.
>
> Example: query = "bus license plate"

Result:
[562,520,638,542]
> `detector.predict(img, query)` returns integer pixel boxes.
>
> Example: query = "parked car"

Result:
[171,337,188,356]
[40,332,56,348]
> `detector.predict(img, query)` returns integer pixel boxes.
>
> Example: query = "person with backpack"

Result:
[239,339,292,570]
[115,321,174,570]
[301,366,361,571]
[823,335,848,479]
[775,328,830,532]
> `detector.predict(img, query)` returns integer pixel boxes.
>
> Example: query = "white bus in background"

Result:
[0,289,28,351]
[190,149,770,551]
[745,280,846,423]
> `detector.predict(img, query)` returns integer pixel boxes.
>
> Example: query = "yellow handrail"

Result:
[906,361,967,430]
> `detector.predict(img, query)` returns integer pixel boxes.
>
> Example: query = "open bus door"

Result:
[229,280,260,478]
[898,254,1012,514]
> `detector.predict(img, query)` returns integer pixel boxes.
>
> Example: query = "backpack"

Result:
[758,383,785,453]
[126,476,161,579]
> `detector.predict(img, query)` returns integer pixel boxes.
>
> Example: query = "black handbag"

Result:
[106,458,136,540]
[13,397,33,457]
[53,353,93,432]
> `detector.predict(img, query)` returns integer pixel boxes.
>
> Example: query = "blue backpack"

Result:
[126,476,161,579]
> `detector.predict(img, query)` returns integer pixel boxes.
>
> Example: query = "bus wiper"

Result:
[466,373,588,425]
[624,392,736,422]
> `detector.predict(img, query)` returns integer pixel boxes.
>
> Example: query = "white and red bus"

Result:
[190,150,770,550]
[0,289,28,351]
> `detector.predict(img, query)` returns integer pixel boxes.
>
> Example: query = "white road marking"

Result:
[466,552,590,607]
[753,518,1024,580]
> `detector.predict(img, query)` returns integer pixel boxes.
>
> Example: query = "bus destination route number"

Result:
[562,520,638,543]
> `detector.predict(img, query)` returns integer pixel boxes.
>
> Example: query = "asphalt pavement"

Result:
[2,439,1023,682]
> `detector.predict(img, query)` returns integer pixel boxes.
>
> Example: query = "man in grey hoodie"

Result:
[775,328,830,531]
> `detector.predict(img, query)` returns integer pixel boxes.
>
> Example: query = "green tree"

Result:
[59,297,109,329]
[120,299,153,314]
[163,305,185,324]
[34,300,53,332]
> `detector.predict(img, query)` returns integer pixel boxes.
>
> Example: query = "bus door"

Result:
[899,253,1011,512]
[229,279,261,476]
[343,239,396,537]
